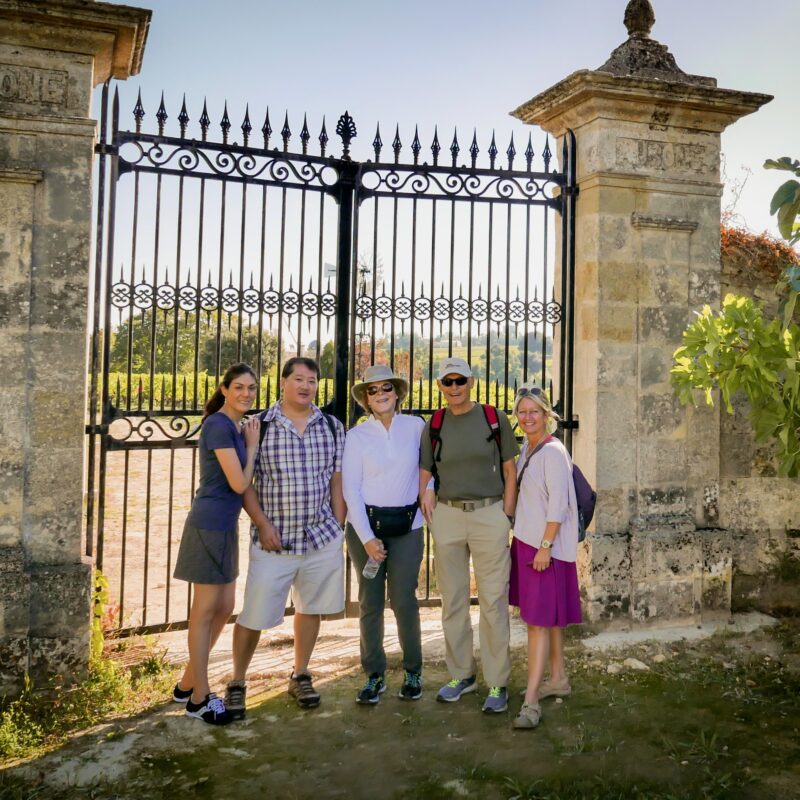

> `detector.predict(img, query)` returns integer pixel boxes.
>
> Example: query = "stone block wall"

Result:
[718,237,800,609]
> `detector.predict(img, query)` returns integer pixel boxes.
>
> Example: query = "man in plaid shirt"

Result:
[227,357,346,714]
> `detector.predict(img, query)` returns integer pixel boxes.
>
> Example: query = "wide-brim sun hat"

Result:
[351,364,409,408]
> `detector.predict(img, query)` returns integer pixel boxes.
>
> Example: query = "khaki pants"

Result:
[431,500,512,687]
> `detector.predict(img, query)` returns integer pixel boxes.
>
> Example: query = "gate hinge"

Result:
[94,142,119,156]
[563,184,580,197]
[560,419,579,431]
[85,424,110,435]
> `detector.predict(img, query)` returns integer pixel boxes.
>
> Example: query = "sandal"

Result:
[512,702,542,730]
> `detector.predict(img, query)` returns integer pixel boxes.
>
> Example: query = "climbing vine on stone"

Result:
[671,157,800,478]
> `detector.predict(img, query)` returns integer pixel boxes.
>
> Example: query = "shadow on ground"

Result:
[2,613,799,800]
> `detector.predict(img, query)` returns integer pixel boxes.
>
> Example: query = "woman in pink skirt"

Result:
[509,384,581,730]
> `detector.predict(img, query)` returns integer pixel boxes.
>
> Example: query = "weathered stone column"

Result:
[0,0,149,690]
[513,0,770,626]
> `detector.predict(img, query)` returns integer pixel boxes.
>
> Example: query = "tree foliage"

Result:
[671,157,800,477]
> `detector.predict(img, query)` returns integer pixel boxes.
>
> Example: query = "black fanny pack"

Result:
[365,502,419,537]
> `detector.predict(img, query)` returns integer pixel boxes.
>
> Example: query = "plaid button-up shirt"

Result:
[253,401,345,556]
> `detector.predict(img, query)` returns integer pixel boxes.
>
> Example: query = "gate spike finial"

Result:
[411,125,421,165]
[431,126,441,166]
[335,110,357,160]
[506,133,516,170]
[372,123,382,161]
[319,116,329,156]
[220,101,231,144]
[300,113,310,154]
[133,88,145,133]
[542,135,552,172]
[177,94,189,138]
[469,129,479,169]
[281,111,291,152]
[262,107,272,149]
[392,124,402,164]
[241,104,252,147]
[488,130,498,169]
[199,98,210,141]
[156,91,168,136]
[450,128,460,167]
[524,133,534,171]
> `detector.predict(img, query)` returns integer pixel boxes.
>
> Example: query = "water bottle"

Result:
[362,558,380,580]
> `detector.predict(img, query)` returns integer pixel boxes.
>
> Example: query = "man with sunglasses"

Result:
[419,357,519,713]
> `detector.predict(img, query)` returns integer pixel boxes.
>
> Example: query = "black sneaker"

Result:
[288,672,321,709]
[398,671,422,701]
[172,682,193,704]
[185,692,231,725]
[225,680,246,720]
[356,673,386,705]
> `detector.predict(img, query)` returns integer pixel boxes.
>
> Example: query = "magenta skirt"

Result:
[509,537,582,628]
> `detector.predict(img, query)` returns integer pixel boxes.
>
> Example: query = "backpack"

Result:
[429,404,503,491]
[517,435,596,543]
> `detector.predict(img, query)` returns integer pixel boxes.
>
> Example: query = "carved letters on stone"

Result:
[616,136,712,175]
[0,64,68,108]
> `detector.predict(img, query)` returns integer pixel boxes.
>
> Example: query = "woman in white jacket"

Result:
[343,365,426,705]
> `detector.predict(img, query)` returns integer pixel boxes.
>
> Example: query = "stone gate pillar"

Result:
[512,1,770,626]
[0,1,150,690]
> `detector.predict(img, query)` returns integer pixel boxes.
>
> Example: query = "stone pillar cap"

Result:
[0,0,151,83]
[512,69,772,138]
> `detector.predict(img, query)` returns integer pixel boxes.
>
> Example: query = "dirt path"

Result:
[5,611,800,800]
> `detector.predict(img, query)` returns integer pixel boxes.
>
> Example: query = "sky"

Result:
[100,0,799,236]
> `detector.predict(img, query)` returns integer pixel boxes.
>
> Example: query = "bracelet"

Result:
[505,513,515,525]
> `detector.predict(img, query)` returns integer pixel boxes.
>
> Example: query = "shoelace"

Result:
[446,678,463,688]
[404,672,421,688]
[207,695,226,715]
[365,676,382,691]
[488,687,504,698]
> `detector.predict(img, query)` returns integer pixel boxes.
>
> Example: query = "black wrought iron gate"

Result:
[87,82,577,636]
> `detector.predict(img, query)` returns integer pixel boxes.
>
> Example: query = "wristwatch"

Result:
[540,539,553,550]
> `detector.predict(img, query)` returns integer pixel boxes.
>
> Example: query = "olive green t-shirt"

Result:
[420,404,519,501]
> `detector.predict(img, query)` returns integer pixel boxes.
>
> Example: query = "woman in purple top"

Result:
[172,363,260,725]
[509,384,582,731]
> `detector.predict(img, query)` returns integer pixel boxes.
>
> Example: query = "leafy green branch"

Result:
[671,156,800,478]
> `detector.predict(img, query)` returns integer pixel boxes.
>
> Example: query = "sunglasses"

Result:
[516,386,544,399]
[440,376,469,387]
[366,382,396,396]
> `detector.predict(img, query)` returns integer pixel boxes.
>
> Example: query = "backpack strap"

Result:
[428,408,447,491]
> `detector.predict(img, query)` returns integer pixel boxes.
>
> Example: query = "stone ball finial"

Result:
[624,0,656,38]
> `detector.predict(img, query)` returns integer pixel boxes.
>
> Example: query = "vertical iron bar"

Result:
[369,198,379,366]
[408,196,418,411]
[165,449,175,623]
[389,195,398,368]
[466,201,475,369]
[523,202,531,384]
[149,170,164,410]
[428,199,437,408]
[565,130,578,452]
[215,182,227,382]
[97,88,121,573]
[256,184,268,408]
[86,79,110,559]
[297,188,307,357]
[485,204,494,403]
[119,450,129,627]
[447,199,455,356]
[504,202,512,407]
[192,179,206,410]
[142,449,153,627]
[315,193,325,363]
[333,161,357,424]
[171,175,185,408]
[276,186,287,375]
[237,183,248,360]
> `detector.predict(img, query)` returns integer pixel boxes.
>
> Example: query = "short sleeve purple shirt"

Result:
[187,412,246,532]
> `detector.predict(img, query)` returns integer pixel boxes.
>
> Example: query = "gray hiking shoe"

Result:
[482,686,508,713]
[436,676,477,703]
[225,679,246,720]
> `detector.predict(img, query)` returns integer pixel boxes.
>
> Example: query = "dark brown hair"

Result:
[281,356,320,380]
[203,363,257,420]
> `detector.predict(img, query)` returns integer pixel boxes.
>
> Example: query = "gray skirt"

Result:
[173,520,239,585]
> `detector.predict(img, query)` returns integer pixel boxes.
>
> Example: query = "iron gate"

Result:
[87,82,577,636]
